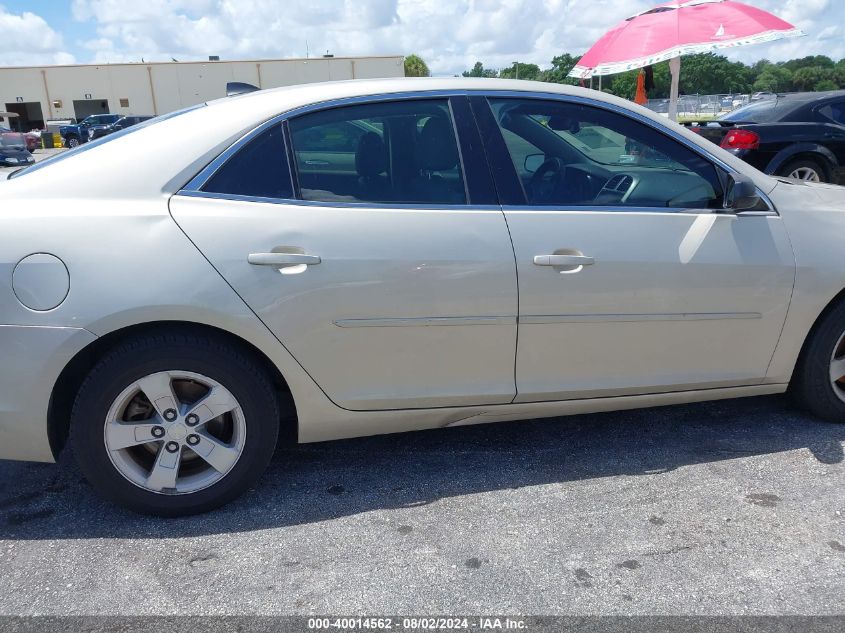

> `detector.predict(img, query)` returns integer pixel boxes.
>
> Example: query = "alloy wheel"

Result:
[103,370,246,495]
[788,167,821,182]
[831,331,845,405]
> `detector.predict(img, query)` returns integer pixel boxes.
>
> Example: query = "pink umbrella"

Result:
[568,0,803,120]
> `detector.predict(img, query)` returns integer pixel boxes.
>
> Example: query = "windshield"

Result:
[10,103,206,179]
[0,132,26,149]
[81,115,117,125]
[719,100,784,123]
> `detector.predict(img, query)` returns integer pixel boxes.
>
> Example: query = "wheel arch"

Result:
[47,320,297,460]
[767,144,838,181]
[789,285,845,387]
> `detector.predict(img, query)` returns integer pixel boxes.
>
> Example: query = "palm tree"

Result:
[404,54,430,77]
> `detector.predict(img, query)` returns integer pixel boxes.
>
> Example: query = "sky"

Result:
[0,0,842,75]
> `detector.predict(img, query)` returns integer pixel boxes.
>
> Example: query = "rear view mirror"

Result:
[524,154,545,173]
[724,174,761,211]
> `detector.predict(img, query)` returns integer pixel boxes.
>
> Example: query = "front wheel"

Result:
[65,136,80,148]
[793,300,845,423]
[71,331,280,516]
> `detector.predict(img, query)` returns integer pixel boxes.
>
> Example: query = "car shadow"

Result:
[0,395,843,539]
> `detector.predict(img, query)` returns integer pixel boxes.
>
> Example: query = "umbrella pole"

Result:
[668,56,681,122]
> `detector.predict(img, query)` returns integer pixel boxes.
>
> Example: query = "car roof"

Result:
[773,90,845,103]
[3,77,772,198]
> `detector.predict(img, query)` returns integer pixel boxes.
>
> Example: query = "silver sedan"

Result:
[1,77,844,515]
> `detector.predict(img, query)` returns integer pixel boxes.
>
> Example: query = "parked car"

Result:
[0,130,35,166]
[59,114,122,147]
[687,91,845,183]
[88,115,154,140]
[1,127,40,152]
[0,124,39,152]
[23,131,40,152]
[2,78,845,516]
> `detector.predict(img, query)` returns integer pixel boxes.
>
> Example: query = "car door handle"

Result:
[533,254,595,267]
[304,159,330,166]
[248,253,322,266]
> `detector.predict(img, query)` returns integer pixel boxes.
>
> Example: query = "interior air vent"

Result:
[606,174,633,192]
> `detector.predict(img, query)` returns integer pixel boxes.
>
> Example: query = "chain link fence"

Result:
[644,93,754,118]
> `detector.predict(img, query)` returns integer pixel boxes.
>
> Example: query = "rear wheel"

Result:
[793,300,845,423]
[70,331,280,516]
[66,136,80,148]
[778,157,827,183]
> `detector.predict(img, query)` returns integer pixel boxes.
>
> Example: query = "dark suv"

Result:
[60,114,153,147]
[89,115,154,140]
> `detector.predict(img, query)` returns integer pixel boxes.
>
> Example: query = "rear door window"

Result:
[288,99,467,205]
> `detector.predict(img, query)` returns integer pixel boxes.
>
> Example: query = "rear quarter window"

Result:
[201,124,294,199]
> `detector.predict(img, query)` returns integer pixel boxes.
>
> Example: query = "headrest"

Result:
[355,132,387,178]
[417,117,458,172]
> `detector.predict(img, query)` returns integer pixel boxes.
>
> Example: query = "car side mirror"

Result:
[724,174,761,211]
[524,154,545,173]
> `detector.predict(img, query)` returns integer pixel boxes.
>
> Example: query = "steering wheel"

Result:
[527,157,566,204]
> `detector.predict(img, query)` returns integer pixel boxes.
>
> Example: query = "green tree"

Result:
[608,70,639,99]
[792,66,833,91]
[607,63,671,99]
[499,62,541,81]
[833,59,845,88]
[752,64,793,92]
[675,53,751,94]
[783,55,835,72]
[539,53,581,84]
[462,61,497,78]
[404,54,430,77]
[815,79,839,92]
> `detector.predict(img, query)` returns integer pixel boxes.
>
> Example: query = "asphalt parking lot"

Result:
[0,395,843,615]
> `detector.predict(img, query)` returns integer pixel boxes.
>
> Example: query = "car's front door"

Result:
[170,96,518,411]
[476,96,795,403]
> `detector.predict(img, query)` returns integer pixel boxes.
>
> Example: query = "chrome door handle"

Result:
[304,159,330,166]
[248,252,322,266]
[533,254,595,267]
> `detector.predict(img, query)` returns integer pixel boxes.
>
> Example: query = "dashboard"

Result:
[538,162,720,209]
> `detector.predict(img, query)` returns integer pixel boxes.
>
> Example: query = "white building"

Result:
[0,55,405,130]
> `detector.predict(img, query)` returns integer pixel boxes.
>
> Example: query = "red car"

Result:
[0,126,38,152]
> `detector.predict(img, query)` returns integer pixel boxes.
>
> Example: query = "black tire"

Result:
[793,299,845,423]
[65,136,80,148]
[777,157,828,183]
[70,330,280,516]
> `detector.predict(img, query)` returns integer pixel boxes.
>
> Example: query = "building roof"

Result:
[0,55,404,72]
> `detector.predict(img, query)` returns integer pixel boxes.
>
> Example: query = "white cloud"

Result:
[5,1,845,73]
[0,5,75,65]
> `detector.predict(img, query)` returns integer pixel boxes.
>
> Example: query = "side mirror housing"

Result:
[524,153,545,173]
[724,173,761,211]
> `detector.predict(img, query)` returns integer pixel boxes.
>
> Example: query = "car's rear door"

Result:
[473,94,795,403]
[170,95,518,411]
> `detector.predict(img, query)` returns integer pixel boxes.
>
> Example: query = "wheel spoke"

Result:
[188,433,240,474]
[184,385,239,427]
[135,372,179,419]
[106,420,160,450]
[145,444,182,491]
[831,357,845,384]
